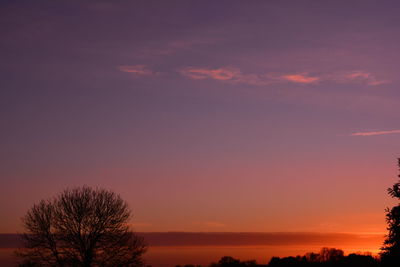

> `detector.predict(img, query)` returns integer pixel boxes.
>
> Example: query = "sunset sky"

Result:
[1,1,400,238]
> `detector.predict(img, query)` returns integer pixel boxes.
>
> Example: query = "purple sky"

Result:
[1,1,400,235]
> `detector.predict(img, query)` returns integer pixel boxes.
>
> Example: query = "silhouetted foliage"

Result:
[16,186,147,267]
[209,256,258,267]
[177,249,379,267]
[268,248,378,267]
[319,247,344,262]
[381,158,400,266]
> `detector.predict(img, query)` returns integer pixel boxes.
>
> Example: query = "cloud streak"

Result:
[180,67,239,81]
[179,67,274,86]
[138,232,382,246]
[117,65,156,75]
[117,65,387,88]
[331,71,388,86]
[281,73,320,84]
[351,129,400,136]
[179,67,386,87]
[0,232,383,247]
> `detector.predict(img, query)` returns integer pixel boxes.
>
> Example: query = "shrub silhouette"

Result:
[16,186,147,267]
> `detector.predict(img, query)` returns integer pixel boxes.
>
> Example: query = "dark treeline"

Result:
[268,247,378,267]
[176,248,380,267]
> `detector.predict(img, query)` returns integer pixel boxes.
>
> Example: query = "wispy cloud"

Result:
[351,129,400,136]
[281,73,320,84]
[179,67,273,86]
[330,71,388,86]
[117,65,156,75]
[180,67,239,81]
[118,65,387,88]
[180,67,386,87]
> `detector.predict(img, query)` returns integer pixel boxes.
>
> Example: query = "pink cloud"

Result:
[180,67,274,86]
[365,79,388,86]
[347,71,371,79]
[179,67,387,88]
[351,129,400,136]
[281,73,320,84]
[180,67,240,81]
[332,71,388,86]
[181,68,322,85]
[117,65,156,75]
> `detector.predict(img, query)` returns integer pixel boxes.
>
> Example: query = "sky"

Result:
[1,0,400,237]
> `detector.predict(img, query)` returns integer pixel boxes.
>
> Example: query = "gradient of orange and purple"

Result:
[1,1,400,251]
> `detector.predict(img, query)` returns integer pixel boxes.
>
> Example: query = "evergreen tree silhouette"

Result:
[381,158,400,266]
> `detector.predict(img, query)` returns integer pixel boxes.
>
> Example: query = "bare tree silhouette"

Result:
[381,158,400,266]
[17,186,147,267]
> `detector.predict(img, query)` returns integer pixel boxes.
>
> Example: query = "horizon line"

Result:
[0,231,385,235]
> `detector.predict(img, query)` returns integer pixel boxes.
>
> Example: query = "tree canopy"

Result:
[381,158,400,266]
[17,186,147,267]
